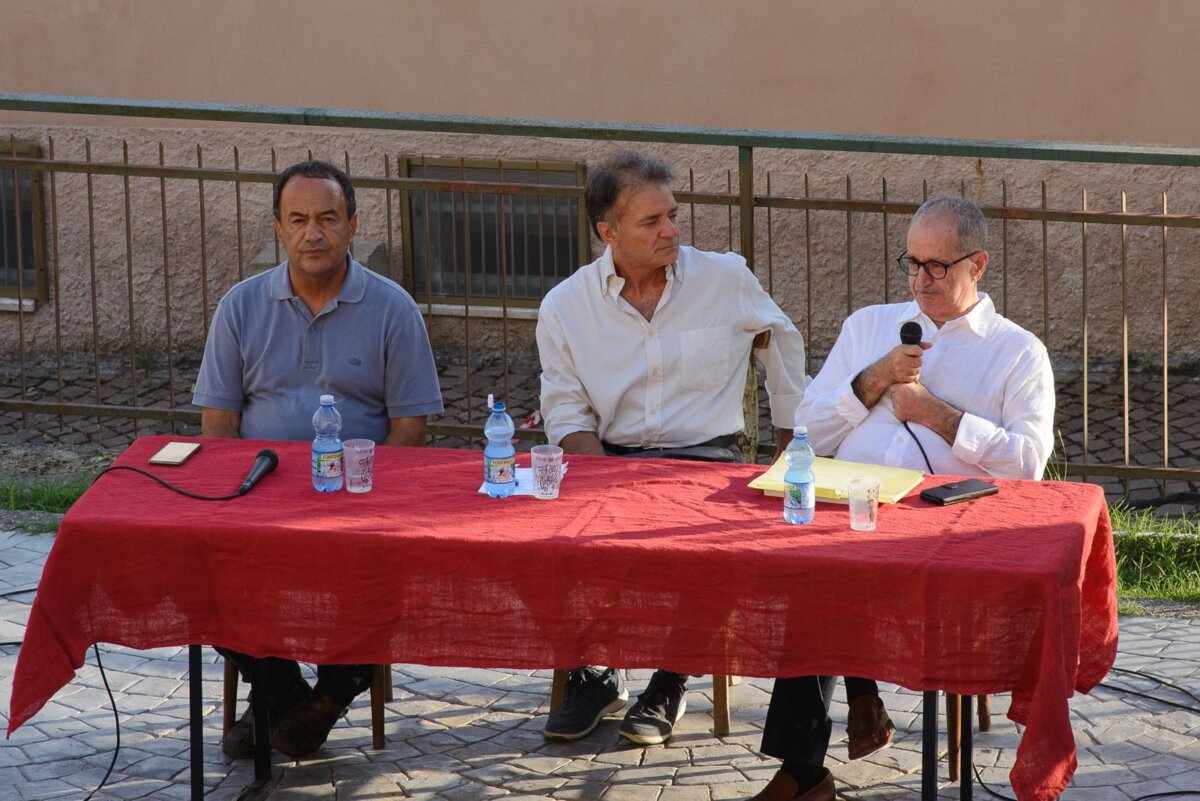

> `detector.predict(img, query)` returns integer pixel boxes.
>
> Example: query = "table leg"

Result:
[922,691,937,801]
[960,695,973,801]
[188,645,203,801]
[250,658,271,782]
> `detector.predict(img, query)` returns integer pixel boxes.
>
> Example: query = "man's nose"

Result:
[303,220,324,241]
[661,218,680,239]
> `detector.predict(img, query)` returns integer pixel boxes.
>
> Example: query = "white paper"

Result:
[478,463,567,496]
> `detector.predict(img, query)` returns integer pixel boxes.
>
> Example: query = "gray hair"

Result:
[912,196,987,253]
[584,151,674,239]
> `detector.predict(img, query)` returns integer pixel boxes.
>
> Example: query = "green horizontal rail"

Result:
[5,92,1200,167]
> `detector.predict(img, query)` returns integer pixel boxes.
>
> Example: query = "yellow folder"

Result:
[749,454,924,504]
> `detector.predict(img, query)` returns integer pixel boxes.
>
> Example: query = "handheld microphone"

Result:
[900,321,923,345]
[238,449,279,495]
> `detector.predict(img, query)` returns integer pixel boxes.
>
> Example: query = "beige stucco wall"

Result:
[2,0,1198,147]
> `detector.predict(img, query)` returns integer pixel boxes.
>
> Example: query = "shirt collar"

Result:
[270,254,366,304]
[598,245,681,300]
[900,292,994,338]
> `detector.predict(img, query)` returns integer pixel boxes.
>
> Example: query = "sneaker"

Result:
[618,670,687,745]
[543,667,628,741]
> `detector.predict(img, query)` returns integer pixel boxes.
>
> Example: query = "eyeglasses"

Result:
[896,250,980,279]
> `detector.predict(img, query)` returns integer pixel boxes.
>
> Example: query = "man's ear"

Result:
[596,219,618,247]
[971,250,989,281]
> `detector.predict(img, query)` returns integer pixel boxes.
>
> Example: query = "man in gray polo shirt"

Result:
[194,160,442,758]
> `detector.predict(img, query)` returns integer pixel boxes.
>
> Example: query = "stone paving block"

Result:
[674,763,747,785]
[15,778,79,800]
[656,783,713,801]
[603,783,665,801]
[440,779,512,801]
[832,756,902,789]
[711,779,767,801]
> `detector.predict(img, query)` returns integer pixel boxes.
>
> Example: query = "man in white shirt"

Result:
[751,196,1054,801]
[537,151,808,746]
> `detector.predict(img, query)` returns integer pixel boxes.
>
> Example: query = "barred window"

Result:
[402,158,588,303]
[0,143,45,304]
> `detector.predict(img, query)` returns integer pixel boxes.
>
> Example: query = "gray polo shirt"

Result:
[194,258,443,443]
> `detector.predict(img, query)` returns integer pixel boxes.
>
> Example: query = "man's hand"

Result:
[201,408,241,439]
[559,431,607,456]
[888,381,963,445]
[851,342,932,409]
[384,416,428,447]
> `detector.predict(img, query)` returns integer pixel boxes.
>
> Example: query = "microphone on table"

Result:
[900,321,923,346]
[238,449,279,495]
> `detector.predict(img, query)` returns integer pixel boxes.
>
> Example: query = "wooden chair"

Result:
[549,330,772,736]
[946,692,991,781]
[222,659,393,750]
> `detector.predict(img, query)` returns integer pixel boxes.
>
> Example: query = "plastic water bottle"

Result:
[312,394,344,492]
[483,394,516,498]
[783,426,816,524]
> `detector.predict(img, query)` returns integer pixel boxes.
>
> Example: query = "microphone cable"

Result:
[91,465,245,501]
[903,421,935,475]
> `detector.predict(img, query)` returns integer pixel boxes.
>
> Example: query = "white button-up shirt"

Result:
[538,245,808,449]
[795,294,1054,480]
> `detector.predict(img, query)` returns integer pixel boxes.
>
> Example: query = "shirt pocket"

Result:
[678,326,735,392]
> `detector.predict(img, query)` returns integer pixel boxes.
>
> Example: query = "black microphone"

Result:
[238,449,279,495]
[900,321,923,345]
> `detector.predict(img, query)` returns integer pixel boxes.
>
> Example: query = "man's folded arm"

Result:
[791,319,871,456]
[536,306,601,450]
[950,349,1056,480]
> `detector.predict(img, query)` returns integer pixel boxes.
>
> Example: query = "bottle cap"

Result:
[320,394,335,405]
[793,425,807,436]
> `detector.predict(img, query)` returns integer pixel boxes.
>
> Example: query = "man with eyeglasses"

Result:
[749,196,1054,801]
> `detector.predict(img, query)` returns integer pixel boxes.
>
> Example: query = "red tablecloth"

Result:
[9,435,1117,801]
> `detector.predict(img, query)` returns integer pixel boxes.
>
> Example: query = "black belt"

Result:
[601,433,740,457]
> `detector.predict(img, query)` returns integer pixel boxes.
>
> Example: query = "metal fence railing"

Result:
[2,93,1199,501]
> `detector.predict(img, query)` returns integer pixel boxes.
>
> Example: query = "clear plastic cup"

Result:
[530,444,564,500]
[343,439,375,494]
[847,476,880,531]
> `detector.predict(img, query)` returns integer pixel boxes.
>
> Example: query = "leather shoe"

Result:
[271,688,349,757]
[846,694,895,760]
[749,769,835,801]
[220,701,257,759]
[220,680,311,760]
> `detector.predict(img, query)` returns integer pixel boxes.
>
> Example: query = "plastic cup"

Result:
[530,444,564,500]
[847,476,880,531]
[343,439,375,494]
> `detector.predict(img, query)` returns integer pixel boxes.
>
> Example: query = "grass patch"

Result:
[1110,506,1200,602]
[12,518,61,535]
[1,475,95,514]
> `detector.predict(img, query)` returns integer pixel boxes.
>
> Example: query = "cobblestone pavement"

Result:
[2,355,1200,506]
[2,530,1198,801]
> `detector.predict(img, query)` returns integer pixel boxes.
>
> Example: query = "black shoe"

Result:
[618,670,687,745]
[220,679,311,760]
[271,688,349,757]
[543,667,628,741]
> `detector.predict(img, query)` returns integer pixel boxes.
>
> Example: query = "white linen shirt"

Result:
[795,294,1054,480]
[537,245,808,448]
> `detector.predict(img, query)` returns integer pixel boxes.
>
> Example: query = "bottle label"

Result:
[485,455,516,484]
[784,481,813,509]
[313,450,344,478]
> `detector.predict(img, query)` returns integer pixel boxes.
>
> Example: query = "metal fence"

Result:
[1,93,1199,499]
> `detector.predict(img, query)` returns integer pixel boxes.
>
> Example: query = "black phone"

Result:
[920,478,999,506]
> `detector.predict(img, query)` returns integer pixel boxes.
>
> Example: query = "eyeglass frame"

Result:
[895,249,982,280]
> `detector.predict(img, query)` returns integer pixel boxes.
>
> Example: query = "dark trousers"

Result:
[217,646,373,708]
[761,676,879,763]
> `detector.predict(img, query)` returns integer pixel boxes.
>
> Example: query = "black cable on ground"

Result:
[969,665,1200,801]
[79,643,120,801]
